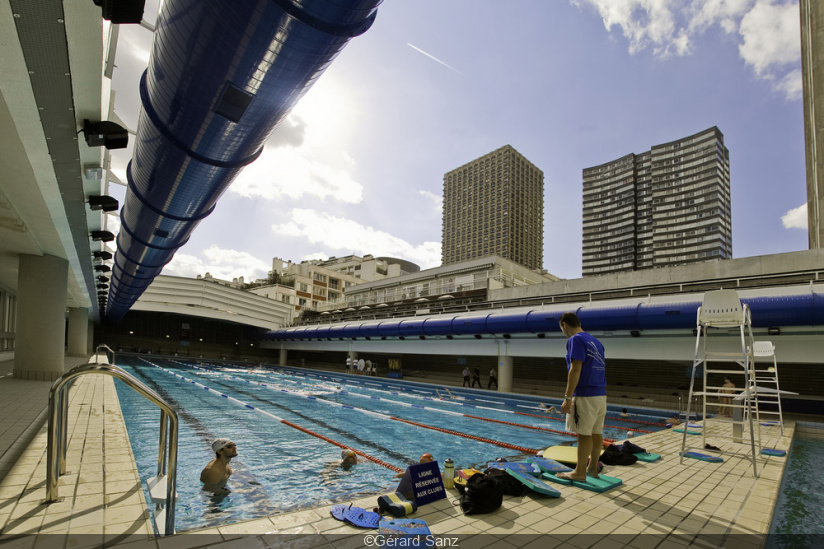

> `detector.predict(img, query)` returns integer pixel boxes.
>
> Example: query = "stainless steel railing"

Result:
[45,361,178,535]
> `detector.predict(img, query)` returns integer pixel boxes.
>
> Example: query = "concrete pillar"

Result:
[67,307,89,357]
[497,355,514,393]
[87,320,95,355]
[14,255,68,381]
[801,0,824,248]
[279,347,287,365]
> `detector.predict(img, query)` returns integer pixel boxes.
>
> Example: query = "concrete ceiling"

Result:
[0,1,110,320]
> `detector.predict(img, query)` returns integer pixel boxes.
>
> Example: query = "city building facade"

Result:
[582,126,732,276]
[442,145,544,270]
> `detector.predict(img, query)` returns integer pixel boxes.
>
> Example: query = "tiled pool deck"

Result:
[0,356,806,548]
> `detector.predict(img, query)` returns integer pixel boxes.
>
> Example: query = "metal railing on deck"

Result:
[44,359,178,536]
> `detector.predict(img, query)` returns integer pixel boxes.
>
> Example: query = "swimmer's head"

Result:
[419,453,434,463]
[341,449,358,464]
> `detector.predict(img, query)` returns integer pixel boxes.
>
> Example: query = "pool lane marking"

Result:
[172,361,555,453]
[143,360,403,473]
[197,364,598,442]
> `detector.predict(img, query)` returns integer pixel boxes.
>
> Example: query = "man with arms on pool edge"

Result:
[556,312,607,481]
[201,438,237,493]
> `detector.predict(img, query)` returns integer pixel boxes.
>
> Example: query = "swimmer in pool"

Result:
[540,403,559,413]
[394,452,434,478]
[340,449,358,470]
[201,438,237,493]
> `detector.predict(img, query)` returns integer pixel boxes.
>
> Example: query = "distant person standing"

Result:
[345,356,352,373]
[488,367,498,389]
[462,366,471,387]
[555,312,607,482]
[471,366,482,388]
[719,376,736,417]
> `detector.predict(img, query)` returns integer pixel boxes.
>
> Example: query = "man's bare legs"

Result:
[587,433,602,478]
[557,434,601,481]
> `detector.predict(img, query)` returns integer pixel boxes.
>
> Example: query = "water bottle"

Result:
[443,458,455,489]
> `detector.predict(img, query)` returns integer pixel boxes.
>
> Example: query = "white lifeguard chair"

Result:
[681,289,760,476]
[747,341,787,435]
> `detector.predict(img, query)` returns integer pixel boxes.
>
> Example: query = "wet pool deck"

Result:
[0,358,803,548]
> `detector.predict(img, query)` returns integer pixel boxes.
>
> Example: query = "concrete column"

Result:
[497,355,514,393]
[87,320,94,355]
[14,255,68,381]
[67,307,89,357]
[278,347,287,365]
[801,0,824,248]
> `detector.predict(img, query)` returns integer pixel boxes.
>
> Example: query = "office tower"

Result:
[442,145,544,270]
[582,127,732,276]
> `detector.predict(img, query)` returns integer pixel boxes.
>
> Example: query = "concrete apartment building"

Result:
[442,145,545,271]
[310,254,420,282]
[582,126,732,276]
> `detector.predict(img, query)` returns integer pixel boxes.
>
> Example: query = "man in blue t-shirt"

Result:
[556,312,607,482]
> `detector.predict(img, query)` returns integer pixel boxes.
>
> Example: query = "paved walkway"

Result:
[0,359,806,548]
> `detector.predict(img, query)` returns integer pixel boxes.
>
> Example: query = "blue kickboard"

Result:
[379,518,431,536]
[505,468,562,497]
[680,451,723,463]
[528,456,573,473]
[634,452,661,463]
[486,461,540,477]
[542,472,622,493]
[760,448,787,457]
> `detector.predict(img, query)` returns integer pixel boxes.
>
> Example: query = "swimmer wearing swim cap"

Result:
[201,438,237,493]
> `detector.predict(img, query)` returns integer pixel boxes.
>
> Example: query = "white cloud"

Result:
[162,245,271,280]
[738,1,800,75]
[572,0,801,99]
[272,209,442,269]
[418,190,443,214]
[774,68,803,100]
[781,203,807,229]
[229,144,363,204]
[572,0,691,57]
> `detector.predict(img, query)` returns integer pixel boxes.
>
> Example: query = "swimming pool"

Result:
[113,356,674,533]
[767,425,824,546]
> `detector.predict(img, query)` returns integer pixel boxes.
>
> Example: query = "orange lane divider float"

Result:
[391,417,540,454]
[514,410,653,434]
[465,414,616,444]
[282,420,403,473]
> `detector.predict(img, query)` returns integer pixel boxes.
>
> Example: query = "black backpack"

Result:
[483,467,529,497]
[600,444,639,466]
[459,472,504,515]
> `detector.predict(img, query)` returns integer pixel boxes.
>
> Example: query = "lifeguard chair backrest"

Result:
[752,341,775,357]
[698,290,745,328]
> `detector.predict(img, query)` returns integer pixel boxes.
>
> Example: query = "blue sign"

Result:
[396,461,445,506]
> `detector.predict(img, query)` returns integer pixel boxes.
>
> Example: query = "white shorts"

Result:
[565,395,607,436]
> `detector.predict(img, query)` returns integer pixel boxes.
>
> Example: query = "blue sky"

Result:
[106,0,806,281]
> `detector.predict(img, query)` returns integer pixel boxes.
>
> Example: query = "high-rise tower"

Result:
[582,127,731,276]
[442,145,544,270]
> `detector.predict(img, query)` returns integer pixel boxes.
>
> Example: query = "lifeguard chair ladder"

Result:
[681,289,759,477]
[748,341,785,435]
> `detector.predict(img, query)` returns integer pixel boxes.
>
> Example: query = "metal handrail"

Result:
[45,362,178,535]
[95,343,116,365]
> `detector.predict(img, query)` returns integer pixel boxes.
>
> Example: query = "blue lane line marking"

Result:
[221,394,228,398]
[342,405,353,409]
[245,405,254,409]
[412,405,424,408]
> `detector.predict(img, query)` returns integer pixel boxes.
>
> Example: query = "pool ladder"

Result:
[44,348,179,536]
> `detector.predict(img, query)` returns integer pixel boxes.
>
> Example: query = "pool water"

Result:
[113,357,672,533]
[767,430,824,545]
